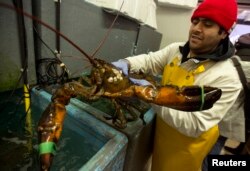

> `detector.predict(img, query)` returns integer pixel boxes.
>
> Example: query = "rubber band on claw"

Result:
[39,142,57,155]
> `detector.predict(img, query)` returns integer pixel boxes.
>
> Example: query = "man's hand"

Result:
[112,59,153,87]
[112,59,129,75]
[129,78,153,86]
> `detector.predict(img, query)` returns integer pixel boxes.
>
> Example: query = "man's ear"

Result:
[221,30,228,40]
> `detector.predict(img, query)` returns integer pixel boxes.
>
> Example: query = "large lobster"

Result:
[0,2,222,171]
[37,58,222,170]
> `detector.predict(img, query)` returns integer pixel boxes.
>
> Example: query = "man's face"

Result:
[188,18,227,56]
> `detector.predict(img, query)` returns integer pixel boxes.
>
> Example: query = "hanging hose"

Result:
[55,0,61,54]
[13,0,32,152]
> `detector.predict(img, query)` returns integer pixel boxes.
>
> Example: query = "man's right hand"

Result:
[111,59,129,75]
[112,59,153,87]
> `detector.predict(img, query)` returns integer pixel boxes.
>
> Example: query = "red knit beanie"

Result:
[191,0,238,33]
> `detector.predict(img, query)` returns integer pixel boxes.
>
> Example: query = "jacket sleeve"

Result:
[125,42,183,75]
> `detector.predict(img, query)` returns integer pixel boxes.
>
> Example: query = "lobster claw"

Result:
[37,103,60,171]
[133,85,222,112]
[39,152,54,171]
[175,85,222,111]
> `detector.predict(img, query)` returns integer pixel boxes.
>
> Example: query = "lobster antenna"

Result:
[91,0,125,57]
[0,2,97,65]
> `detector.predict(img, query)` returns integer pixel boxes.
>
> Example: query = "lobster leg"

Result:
[116,99,138,121]
[116,98,148,123]
[104,98,147,128]
[37,81,98,171]
[110,99,128,129]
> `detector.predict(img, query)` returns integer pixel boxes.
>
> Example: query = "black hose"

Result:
[13,0,29,85]
[55,0,61,53]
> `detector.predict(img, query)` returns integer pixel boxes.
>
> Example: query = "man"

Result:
[112,0,242,170]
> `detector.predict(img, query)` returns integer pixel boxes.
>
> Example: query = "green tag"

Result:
[39,142,57,155]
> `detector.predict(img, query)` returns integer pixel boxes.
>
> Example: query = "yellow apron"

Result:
[151,57,219,171]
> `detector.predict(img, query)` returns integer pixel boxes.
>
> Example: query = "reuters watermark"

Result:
[208,155,250,171]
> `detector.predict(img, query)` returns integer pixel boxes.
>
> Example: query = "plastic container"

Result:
[31,87,128,171]
[71,94,156,171]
